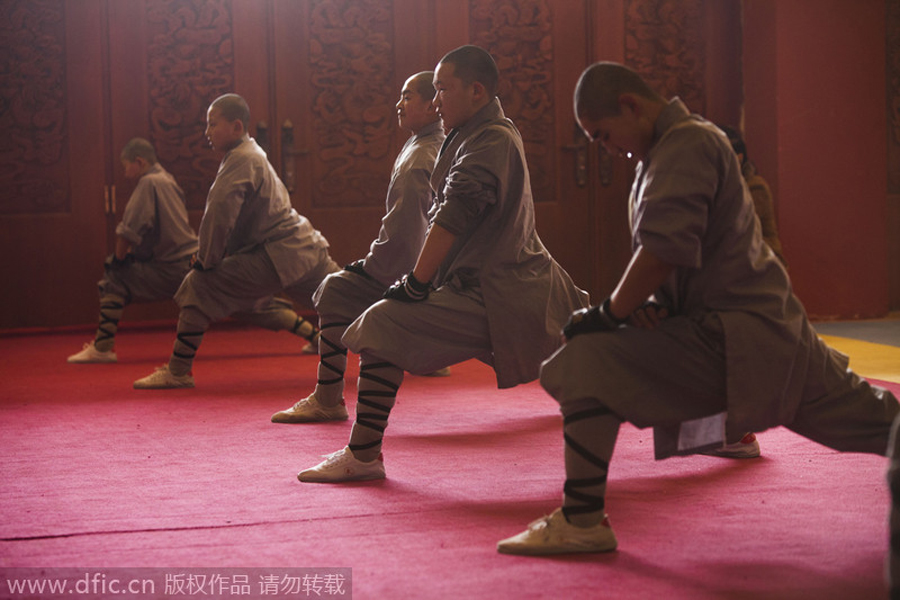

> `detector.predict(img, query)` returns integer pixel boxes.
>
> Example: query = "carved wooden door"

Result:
[0,0,737,330]
[102,0,246,323]
[269,0,604,297]
[432,0,606,298]
[267,0,439,268]
[0,1,110,329]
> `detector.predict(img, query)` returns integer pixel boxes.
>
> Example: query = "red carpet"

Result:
[1,325,897,599]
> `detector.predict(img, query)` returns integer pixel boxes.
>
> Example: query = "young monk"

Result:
[497,62,898,555]
[134,94,338,388]
[271,71,445,424]
[296,45,588,482]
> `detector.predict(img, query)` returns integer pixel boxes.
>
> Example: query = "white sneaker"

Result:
[297,447,385,483]
[67,342,117,364]
[133,365,194,389]
[702,432,761,459]
[497,508,618,555]
[271,394,348,423]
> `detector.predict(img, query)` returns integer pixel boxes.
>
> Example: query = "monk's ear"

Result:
[618,93,639,115]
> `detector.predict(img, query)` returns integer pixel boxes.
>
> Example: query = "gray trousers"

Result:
[342,277,494,375]
[174,246,338,329]
[541,315,898,456]
[313,269,387,326]
[98,256,190,304]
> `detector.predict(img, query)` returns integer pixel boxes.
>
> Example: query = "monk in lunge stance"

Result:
[497,62,898,555]
[271,70,447,424]
[134,94,338,389]
[296,45,588,482]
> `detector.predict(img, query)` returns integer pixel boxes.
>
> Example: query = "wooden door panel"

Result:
[272,0,440,268]
[104,0,241,323]
[462,0,598,297]
[0,0,109,329]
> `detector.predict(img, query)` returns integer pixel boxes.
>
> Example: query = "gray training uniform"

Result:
[313,120,445,322]
[100,163,198,301]
[541,98,898,458]
[343,99,589,388]
[175,137,336,324]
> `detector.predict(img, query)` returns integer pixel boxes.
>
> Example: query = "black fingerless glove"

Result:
[344,259,373,280]
[384,271,431,302]
[104,253,134,271]
[562,298,626,340]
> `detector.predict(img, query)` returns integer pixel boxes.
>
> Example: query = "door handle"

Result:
[562,124,588,187]
[104,185,117,215]
[281,119,311,193]
[281,120,296,193]
[257,121,270,157]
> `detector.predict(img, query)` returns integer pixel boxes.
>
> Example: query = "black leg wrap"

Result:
[355,396,391,433]
[358,362,401,390]
[561,405,619,523]
[173,331,202,360]
[354,362,399,433]
[316,321,350,386]
[348,361,401,454]
[96,299,124,342]
[563,476,607,514]
[291,315,319,342]
[564,432,611,471]
[349,439,382,452]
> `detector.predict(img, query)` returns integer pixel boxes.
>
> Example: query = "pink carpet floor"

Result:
[1,324,897,599]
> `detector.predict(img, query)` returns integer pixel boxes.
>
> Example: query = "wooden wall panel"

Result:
[745,0,889,319]
[4,0,891,328]
[0,1,71,216]
[889,0,900,310]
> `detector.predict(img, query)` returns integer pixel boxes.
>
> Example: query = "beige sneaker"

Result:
[701,432,761,459]
[497,508,617,555]
[271,394,348,423]
[67,342,117,364]
[298,447,385,483]
[133,365,194,389]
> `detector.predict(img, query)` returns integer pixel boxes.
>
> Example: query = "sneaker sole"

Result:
[68,358,118,364]
[271,412,348,424]
[297,471,385,483]
[133,381,195,390]
[67,354,118,364]
[707,449,761,459]
[497,541,617,556]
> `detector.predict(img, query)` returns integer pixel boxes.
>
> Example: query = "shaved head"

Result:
[209,93,250,130]
[408,71,436,99]
[438,45,499,98]
[574,62,663,121]
[120,137,158,164]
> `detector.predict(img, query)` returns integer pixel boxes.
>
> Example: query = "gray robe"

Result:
[101,163,198,301]
[314,121,444,318]
[636,99,842,447]
[116,163,197,262]
[345,99,588,388]
[543,98,896,458]
[196,137,328,287]
[362,120,445,287]
[176,137,334,322]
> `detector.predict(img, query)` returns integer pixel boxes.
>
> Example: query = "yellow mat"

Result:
[819,335,900,384]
